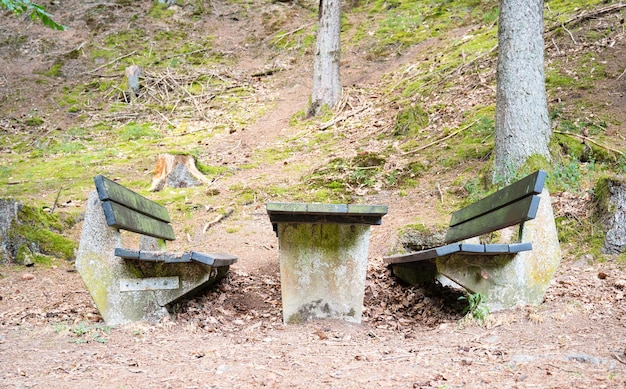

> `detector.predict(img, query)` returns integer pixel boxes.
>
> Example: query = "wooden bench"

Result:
[384,170,561,310]
[76,175,237,325]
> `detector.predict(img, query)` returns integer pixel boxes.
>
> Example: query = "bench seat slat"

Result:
[191,252,239,267]
[459,243,484,253]
[444,194,541,243]
[384,241,534,265]
[115,248,237,267]
[102,201,176,241]
[507,242,533,253]
[383,244,460,264]
[95,175,171,223]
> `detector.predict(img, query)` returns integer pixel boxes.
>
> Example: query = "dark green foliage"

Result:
[2,0,66,30]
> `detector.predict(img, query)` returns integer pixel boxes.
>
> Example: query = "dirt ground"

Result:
[1,1,626,388]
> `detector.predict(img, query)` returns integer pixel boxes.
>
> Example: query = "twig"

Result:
[553,130,625,157]
[203,208,234,234]
[617,67,626,81]
[270,23,314,45]
[402,120,479,156]
[319,106,368,131]
[51,187,62,214]
[561,23,577,44]
[611,352,626,365]
[436,182,444,204]
[381,354,413,361]
[85,51,137,75]
[547,4,626,33]
[546,363,580,373]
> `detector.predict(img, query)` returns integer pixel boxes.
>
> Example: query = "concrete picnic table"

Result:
[266,202,388,324]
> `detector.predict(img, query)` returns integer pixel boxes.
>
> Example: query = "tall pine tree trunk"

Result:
[309,0,342,117]
[494,0,551,183]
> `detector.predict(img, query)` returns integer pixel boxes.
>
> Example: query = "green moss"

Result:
[45,62,63,77]
[9,205,77,262]
[118,123,160,141]
[393,104,429,137]
[25,117,44,126]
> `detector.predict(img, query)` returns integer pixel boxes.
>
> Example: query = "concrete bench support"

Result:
[436,189,561,311]
[267,203,387,324]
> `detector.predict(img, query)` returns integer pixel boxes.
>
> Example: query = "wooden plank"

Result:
[383,244,460,264]
[507,242,532,253]
[449,170,546,228]
[102,200,176,240]
[114,248,140,259]
[459,244,484,253]
[266,202,388,226]
[444,195,540,243]
[190,252,238,267]
[119,277,180,291]
[483,244,510,253]
[267,212,386,226]
[94,175,171,223]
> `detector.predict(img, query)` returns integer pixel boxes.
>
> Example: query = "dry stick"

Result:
[50,187,63,214]
[271,23,314,45]
[553,130,625,157]
[402,120,479,156]
[617,67,626,81]
[85,51,137,75]
[547,3,626,33]
[612,352,626,365]
[319,105,368,131]
[561,23,577,44]
[203,208,234,234]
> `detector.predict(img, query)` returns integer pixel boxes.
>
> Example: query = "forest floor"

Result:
[1,1,626,388]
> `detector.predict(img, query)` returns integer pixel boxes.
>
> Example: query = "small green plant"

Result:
[458,292,490,322]
[69,322,111,344]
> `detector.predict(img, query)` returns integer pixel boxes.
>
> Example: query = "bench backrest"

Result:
[444,170,546,243]
[94,175,176,241]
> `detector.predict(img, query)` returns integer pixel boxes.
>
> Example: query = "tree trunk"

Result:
[309,0,342,117]
[494,0,551,183]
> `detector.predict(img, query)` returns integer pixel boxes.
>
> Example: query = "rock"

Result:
[594,176,626,254]
[0,199,77,264]
[572,253,594,268]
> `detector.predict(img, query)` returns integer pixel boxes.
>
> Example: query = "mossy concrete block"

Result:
[436,189,561,311]
[277,223,371,324]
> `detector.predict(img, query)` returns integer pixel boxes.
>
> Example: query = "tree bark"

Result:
[309,0,342,117]
[494,0,551,183]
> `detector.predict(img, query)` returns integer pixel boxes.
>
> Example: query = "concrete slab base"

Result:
[277,223,370,324]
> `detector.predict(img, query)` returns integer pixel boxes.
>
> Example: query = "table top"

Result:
[266,202,388,226]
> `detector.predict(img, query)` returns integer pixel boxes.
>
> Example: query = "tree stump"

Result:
[124,65,142,100]
[149,153,212,192]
